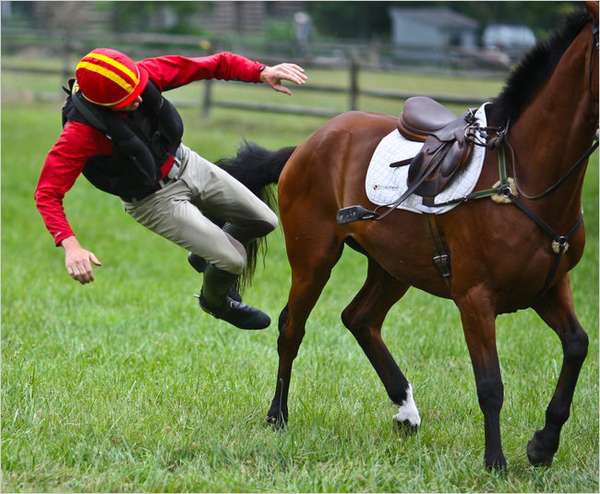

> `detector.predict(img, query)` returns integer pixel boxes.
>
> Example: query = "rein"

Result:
[510,137,599,200]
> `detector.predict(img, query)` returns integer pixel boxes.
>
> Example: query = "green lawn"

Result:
[1,67,598,492]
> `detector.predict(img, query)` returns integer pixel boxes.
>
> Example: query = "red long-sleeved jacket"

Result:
[35,52,264,246]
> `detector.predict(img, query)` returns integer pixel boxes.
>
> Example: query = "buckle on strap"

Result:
[433,254,451,278]
[552,236,569,255]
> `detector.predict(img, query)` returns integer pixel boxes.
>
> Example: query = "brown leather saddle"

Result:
[396,96,476,203]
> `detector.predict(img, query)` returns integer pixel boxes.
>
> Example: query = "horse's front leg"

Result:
[528,274,589,466]
[456,287,506,471]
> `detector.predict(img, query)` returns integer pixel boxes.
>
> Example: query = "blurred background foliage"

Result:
[5,1,580,40]
[306,1,578,40]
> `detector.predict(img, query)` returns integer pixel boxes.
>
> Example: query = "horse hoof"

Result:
[484,453,508,472]
[266,414,287,430]
[394,418,419,435]
[527,431,555,467]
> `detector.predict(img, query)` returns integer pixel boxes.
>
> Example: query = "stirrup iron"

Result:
[336,205,378,224]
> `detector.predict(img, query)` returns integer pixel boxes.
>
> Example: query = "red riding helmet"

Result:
[75,48,149,109]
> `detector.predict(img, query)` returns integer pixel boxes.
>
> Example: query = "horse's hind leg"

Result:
[341,258,420,430]
[528,274,589,466]
[266,232,344,427]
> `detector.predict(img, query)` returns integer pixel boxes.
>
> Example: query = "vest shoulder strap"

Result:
[70,92,109,135]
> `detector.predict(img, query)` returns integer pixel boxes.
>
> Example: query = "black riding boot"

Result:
[199,264,270,330]
[188,253,241,302]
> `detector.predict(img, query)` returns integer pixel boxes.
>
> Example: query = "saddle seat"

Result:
[398,96,459,142]
[396,96,476,201]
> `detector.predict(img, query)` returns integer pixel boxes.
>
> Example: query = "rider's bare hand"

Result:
[62,236,102,284]
[260,63,308,96]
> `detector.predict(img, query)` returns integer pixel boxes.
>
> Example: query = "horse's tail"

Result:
[216,141,295,291]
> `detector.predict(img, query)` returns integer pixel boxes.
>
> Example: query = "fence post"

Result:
[202,78,213,118]
[349,53,359,111]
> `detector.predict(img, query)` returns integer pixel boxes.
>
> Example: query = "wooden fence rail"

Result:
[4,62,490,119]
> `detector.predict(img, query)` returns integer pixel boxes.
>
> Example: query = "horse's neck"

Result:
[510,34,596,228]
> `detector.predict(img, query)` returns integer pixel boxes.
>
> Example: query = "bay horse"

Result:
[220,3,598,470]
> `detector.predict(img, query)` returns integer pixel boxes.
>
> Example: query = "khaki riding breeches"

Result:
[123,144,278,274]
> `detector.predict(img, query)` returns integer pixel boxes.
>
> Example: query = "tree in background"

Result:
[306,1,580,40]
[5,2,581,40]
[106,1,211,34]
[450,1,579,36]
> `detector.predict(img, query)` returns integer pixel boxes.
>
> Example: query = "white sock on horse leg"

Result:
[393,383,421,427]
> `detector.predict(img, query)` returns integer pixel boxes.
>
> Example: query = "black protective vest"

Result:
[61,79,184,200]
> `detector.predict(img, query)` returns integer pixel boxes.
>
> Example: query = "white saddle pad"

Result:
[365,102,489,214]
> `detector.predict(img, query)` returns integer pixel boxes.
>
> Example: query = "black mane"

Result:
[488,10,592,126]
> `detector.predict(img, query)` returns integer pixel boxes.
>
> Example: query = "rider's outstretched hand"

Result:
[260,63,308,95]
[62,236,102,285]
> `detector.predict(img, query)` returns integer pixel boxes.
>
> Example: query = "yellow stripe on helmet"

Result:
[83,52,139,84]
[76,61,134,98]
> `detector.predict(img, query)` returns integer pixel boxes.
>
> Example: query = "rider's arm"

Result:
[35,121,104,245]
[35,121,107,283]
[138,52,264,91]
[139,52,307,95]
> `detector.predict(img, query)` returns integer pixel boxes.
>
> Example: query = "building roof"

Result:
[389,8,479,30]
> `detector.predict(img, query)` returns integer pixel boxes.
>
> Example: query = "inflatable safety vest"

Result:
[61,79,184,200]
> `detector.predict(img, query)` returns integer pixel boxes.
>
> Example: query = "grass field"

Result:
[1,66,598,492]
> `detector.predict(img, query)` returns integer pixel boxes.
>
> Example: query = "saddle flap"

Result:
[406,127,474,198]
[440,140,469,177]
